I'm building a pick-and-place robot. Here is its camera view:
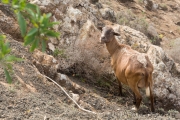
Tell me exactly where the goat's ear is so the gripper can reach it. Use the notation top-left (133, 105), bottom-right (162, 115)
top-left (98, 26), bottom-right (103, 31)
top-left (113, 32), bottom-right (120, 36)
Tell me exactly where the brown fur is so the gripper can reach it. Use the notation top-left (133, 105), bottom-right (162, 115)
top-left (100, 26), bottom-right (155, 112)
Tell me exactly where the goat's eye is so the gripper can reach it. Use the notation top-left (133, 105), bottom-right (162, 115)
top-left (110, 31), bottom-right (114, 34)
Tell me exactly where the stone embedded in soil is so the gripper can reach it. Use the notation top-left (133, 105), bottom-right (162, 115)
top-left (175, 113), bottom-right (180, 119)
top-left (71, 93), bottom-right (80, 102)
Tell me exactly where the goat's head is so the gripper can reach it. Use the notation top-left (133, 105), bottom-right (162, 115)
top-left (99, 26), bottom-right (120, 44)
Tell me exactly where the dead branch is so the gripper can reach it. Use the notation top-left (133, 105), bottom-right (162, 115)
top-left (44, 75), bottom-right (97, 114)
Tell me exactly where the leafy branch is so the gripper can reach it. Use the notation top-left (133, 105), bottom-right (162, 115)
top-left (0, 35), bottom-right (23, 83)
top-left (1, 0), bottom-right (60, 52)
top-left (0, 0), bottom-right (60, 83)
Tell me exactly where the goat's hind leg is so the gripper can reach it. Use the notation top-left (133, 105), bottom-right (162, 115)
top-left (149, 84), bottom-right (155, 112)
top-left (128, 81), bottom-right (142, 110)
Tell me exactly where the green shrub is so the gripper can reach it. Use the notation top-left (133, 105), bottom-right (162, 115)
top-left (0, 0), bottom-right (60, 83)
top-left (1, 0), bottom-right (60, 52)
top-left (53, 49), bottom-right (67, 58)
top-left (0, 35), bottom-right (22, 83)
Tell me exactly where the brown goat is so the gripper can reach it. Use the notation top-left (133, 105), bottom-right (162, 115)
top-left (100, 26), bottom-right (155, 112)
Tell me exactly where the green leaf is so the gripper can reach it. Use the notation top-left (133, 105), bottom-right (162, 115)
top-left (6, 63), bottom-right (13, 70)
top-left (30, 38), bottom-right (39, 52)
top-left (4, 55), bottom-right (23, 62)
top-left (36, 5), bottom-right (41, 17)
top-left (0, 35), bottom-right (6, 40)
top-left (1, 0), bottom-right (9, 4)
top-left (24, 34), bottom-right (36, 46)
top-left (4, 69), bottom-right (12, 84)
top-left (41, 16), bottom-right (50, 28)
top-left (19, 1), bottom-right (26, 11)
top-left (17, 12), bottom-right (27, 37)
top-left (41, 39), bottom-right (46, 52)
top-left (26, 3), bottom-right (37, 10)
top-left (12, 0), bottom-right (19, 5)
top-left (42, 21), bottom-right (60, 28)
top-left (1, 42), bottom-right (10, 55)
top-left (25, 8), bottom-right (36, 20)
top-left (26, 27), bottom-right (38, 37)
top-left (45, 30), bottom-right (60, 37)
top-left (46, 13), bottom-right (52, 18)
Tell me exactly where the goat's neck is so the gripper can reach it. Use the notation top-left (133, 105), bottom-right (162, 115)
top-left (106, 37), bottom-right (120, 56)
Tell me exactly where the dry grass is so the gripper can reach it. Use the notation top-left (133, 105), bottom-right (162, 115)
top-left (165, 38), bottom-right (180, 63)
top-left (116, 10), bottom-right (148, 35)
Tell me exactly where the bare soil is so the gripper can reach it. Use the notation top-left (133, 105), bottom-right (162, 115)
top-left (1, 0), bottom-right (180, 119)
top-left (0, 38), bottom-right (179, 119)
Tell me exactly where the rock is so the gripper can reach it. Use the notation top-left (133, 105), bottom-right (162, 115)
top-left (73, 20), bottom-right (111, 76)
top-left (144, 0), bottom-right (153, 10)
top-left (55, 73), bottom-right (85, 94)
top-left (60, 73), bottom-right (68, 81)
top-left (0, 7), bottom-right (21, 40)
top-left (159, 4), bottom-right (168, 11)
top-left (50, 38), bottom-right (59, 45)
top-left (176, 21), bottom-right (180, 26)
top-left (100, 7), bottom-right (116, 22)
top-left (62, 6), bottom-right (82, 34)
top-left (48, 43), bottom-right (55, 52)
top-left (117, 0), bottom-right (134, 3)
top-left (71, 93), bottom-right (80, 102)
top-left (168, 94), bottom-right (176, 100)
top-left (167, 1), bottom-right (179, 10)
top-left (32, 50), bottom-right (58, 79)
top-left (144, 0), bottom-right (158, 11)
top-left (89, 0), bottom-right (99, 4)
top-left (175, 113), bottom-right (180, 119)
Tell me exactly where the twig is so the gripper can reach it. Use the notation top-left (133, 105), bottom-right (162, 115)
top-left (44, 75), bottom-right (97, 114)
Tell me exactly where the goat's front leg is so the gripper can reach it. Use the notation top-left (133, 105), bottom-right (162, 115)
top-left (133, 92), bottom-right (136, 104)
top-left (118, 80), bottom-right (123, 96)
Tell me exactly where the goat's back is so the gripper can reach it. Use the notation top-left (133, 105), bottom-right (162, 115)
top-left (111, 45), bottom-right (153, 87)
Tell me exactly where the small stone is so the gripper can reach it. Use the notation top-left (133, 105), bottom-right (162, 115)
top-left (48, 43), bottom-right (55, 52)
top-left (71, 93), bottom-right (80, 102)
top-left (60, 74), bottom-right (68, 81)
top-left (175, 113), bottom-right (180, 119)
top-left (89, 0), bottom-right (99, 4)
top-left (7, 105), bottom-right (13, 109)
top-left (131, 106), bottom-right (137, 111)
top-left (50, 38), bottom-right (59, 45)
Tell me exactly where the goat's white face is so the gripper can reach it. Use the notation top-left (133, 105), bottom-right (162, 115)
top-left (100, 26), bottom-right (120, 44)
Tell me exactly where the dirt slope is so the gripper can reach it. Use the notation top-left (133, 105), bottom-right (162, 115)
top-left (1, 0), bottom-right (180, 119)
top-left (0, 36), bottom-right (179, 120)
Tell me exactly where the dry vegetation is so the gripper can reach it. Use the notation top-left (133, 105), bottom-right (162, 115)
top-left (116, 10), bottom-right (149, 36)
top-left (164, 38), bottom-right (180, 63)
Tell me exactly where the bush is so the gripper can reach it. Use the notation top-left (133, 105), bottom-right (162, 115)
top-left (166, 38), bottom-right (180, 63)
top-left (0, 35), bottom-right (22, 83)
top-left (0, 0), bottom-right (60, 83)
top-left (1, 0), bottom-right (60, 52)
top-left (117, 10), bottom-right (148, 35)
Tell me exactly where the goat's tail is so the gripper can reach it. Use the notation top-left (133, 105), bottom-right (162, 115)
top-left (145, 73), bottom-right (153, 97)
top-left (146, 86), bottom-right (150, 97)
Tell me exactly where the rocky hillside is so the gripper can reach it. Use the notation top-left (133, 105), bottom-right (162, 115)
top-left (0, 0), bottom-right (180, 119)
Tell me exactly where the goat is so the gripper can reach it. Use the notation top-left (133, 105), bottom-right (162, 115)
top-left (99, 26), bottom-right (155, 112)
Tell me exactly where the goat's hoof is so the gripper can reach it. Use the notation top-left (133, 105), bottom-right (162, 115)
top-left (151, 108), bottom-right (155, 113)
top-left (119, 94), bottom-right (123, 97)
top-left (131, 107), bottom-right (137, 111)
